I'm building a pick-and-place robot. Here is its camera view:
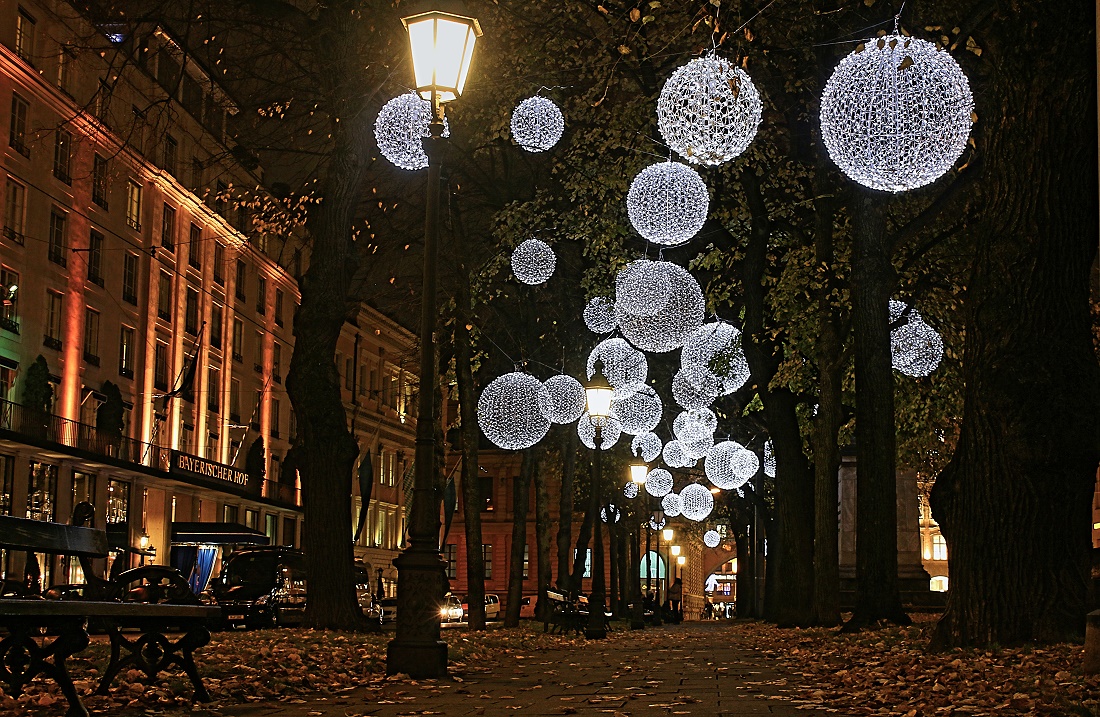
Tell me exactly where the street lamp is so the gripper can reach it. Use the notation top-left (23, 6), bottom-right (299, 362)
top-left (583, 361), bottom-right (613, 640)
top-left (388, 2), bottom-right (481, 680)
top-left (677, 555), bottom-right (686, 580)
top-left (628, 460), bottom-right (648, 631)
top-left (629, 458), bottom-right (649, 486)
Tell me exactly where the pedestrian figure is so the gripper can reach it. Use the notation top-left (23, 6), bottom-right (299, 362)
top-left (668, 577), bottom-right (683, 623)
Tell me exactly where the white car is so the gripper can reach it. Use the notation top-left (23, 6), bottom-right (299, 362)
top-left (484, 594), bottom-right (500, 620)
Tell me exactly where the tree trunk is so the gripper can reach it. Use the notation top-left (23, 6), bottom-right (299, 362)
top-left (734, 524), bottom-right (754, 617)
top-left (847, 192), bottom-right (908, 629)
top-left (569, 457), bottom-right (594, 594)
top-left (556, 422), bottom-right (577, 590)
top-left (930, 3), bottom-right (1100, 647)
top-left (534, 448), bottom-right (553, 621)
top-left (504, 449), bottom-right (532, 627)
top-left (291, 2), bottom-right (369, 631)
top-left (454, 271), bottom-right (485, 630)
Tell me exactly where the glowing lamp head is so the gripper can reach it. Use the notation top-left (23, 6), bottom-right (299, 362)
top-left (401, 7), bottom-right (482, 104)
top-left (138, 533), bottom-right (151, 550)
top-left (662, 528), bottom-right (674, 542)
top-left (629, 459), bottom-right (649, 485)
top-left (677, 555), bottom-right (686, 566)
top-left (584, 361), bottom-right (615, 423)
top-left (671, 545), bottom-right (681, 557)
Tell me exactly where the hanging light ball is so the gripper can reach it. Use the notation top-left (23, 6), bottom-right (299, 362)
top-left (477, 372), bottom-right (551, 450)
top-left (374, 92), bottom-right (451, 171)
top-left (674, 407), bottom-right (717, 439)
top-left (657, 54), bottom-right (763, 167)
top-left (601, 504), bottom-right (621, 523)
top-left (681, 322), bottom-right (751, 395)
top-left (615, 260), bottom-right (673, 317)
top-left (763, 439), bottom-right (777, 478)
top-left (577, 411), bottom-right (623, 450)
top-left (649, 515), bottom-right (667, 531)
top-left (624, 482), bottom-right (640, 499)
top-left (891, 317), bottom-right (944, 377)
top-left (644, 468), bottom-right (674, 498)
top-left (661, 492), bottom-right (683, 518)
top-left (537, 374), bottom-right (587, 424)
top-left (583, 296), bottom-right (617, 334)
top-left (632, 432), bottom-right (663, 463)
top-left (626, 161), bottom-right (710, 246)
top-left (889, 299), bottom-right (921, 325)
top-left (679, 483), bottom-right (714, 522)
top-left (611, 384), bottom-right (663, 436)
top-left (706, 440), bottom-right (759, 490)
top-left (672, 365), bottom-right (720, 410)
top-left (617, 262), bottom-right (705, 353)
top-left (820, 35), bottom-right (974, 193)
top-left (703, 529), bottom-right (722, 548)
top-left (662, 439), bottom-right (695, 468)
top-left (681, 432), bottom-right (715, 461)
top-left (587, 338), bottom-right (648, 390)
top-left (510, 96), bottom-right (565, 152)
top-left (511, 238), bottom-right (556, 285)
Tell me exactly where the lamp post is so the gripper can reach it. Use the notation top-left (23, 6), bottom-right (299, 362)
top-left (583, 362), bottom-right (614, 640)
top-left (662, 527), bottom-right (673, 608)
top-left (388, 4), bottom-right (481, 679)
top-left (629, 460), bottom-right (647, 630)
top-left (650, 512), bottom-right (663, 626)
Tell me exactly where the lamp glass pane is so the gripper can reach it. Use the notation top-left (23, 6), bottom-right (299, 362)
top-left (586, 385), bottom-right (614, 419)
top-left (455, 30), bottom-right (477, 96)
top-left (671, 545), bottom-right (681, 556)
top-left (630, 463), bottom-right (649, 485)
top-left (663, 528), bottom-right (674, 541)
top-left (434, 19), bottom-right (470, 92)
top-left (407, 19), bottom-right (436, 95)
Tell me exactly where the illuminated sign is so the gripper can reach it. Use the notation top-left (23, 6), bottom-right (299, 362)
top-left (170, 451), bottom-right (249, 487)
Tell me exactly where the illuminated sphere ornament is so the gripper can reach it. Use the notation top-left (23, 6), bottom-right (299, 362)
top-left (891, 317), bottom-right (944, 377)
top-left (578, 411), bottom-right (623, 450)
top-left (615, 260), bottom-right (673, 317)
top-left (374, 92), bottom-right (450, 171)
top-left (611, 384), bottom-right (663, 436)
top-left (626, 161), bottom-right (709, 246)
top-left (763, 440), bottom-right (777, 478)
top-left (584, 297), bottom-right (617, 334)
top-left (624, 482), bottom-right (639, 499)
top-left (632, 432), bottom-right (663, 463)
top-left (662, 439), bottom-right (694, 468)
top-left (616, 262), bottom-right (705, 353)
top-left (511, 238), bottom-right (556, 285)
top-left (661, 492), bottom-right (683, 518)
top-left (820, 35), bottom-right (974, 193)
top-left (681, 322), bottom-right (751, 395)
top-left (537, 375), bottom-right (586, 424)
top-left (644, 468), bottom-right (674, 497)
top-left (674, 408), bottom-right (717, 439)
top-left (706, 440), bottom-right (759, 490)
top-left (658, 54), bottom-right (763, 166)
top-left (510, 96), bottom-right (565, 152)
top-left (681, 432), bottom-right (715, 461)
top-left (889, 299), bottom-right (917, 324)
top-left (703, 530), bottom-right (721, 548)
top-left (679, 483), bottom-right (714, 522)
top-left (587, 338), bottom-right (648, 390)
top-left (601, 504), bottom-right (621, 524)
top-left (672, 365), bottom-right (720, 410)
top-left (477, 372), bottom-right (550, 450)
top-left (649, 515), bottom-right (667, 531)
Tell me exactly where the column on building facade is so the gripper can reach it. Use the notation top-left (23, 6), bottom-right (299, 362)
top-left (58, 147), bottom-right (92, 425)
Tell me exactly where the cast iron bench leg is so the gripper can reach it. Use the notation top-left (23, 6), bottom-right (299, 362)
top-left (0, 620), bottom-right (90, 717)
top-left (97, 623), bottom-right (212, 702)
top-left (177, 625), bottom-right (212, 702)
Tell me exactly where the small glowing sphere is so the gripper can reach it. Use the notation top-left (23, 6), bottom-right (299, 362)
top-left (681, 322), bottom-right (750, 395)
top-left (681, 432), bottom-right (715, 461)
top-left (477, 372), bottom-right (550, 450)
top-left (611, 384), bottom-right (663, 436)
top-left (538, 375), bottom-right (587, 424)
top-left (510, 96), bottom-right (565, 152)
top-left (706, 440), bottom-right (759, 490)
top-left (616, 262), bottom-right (705, 353)
top-left (891, 317), bottom-right (944, 377)
top-left (374, 92), bottom-right (450, 171)
top-left (584, 297), bottom-right (617, 334)
top-left (626, 161), bottom-right (709, 246)
top-left (674, 408), bottom-right (717, 440)
top-left (661, 492), bottom-right (683, 518)
top-left (624, 482), bottom-right (640, 499)
top-left (587, 338), bottom-right (648, 390)
top-left (662, 439), bottom-right (694, 468)
top-left (578, 411), bottom-right (623, 450)
top-left (820, 35), bottom-right (974, 192)
top-left (672, 365), bottom-right (719, 410)
top-left (658, 54), bottom-right (762, 166)
top-left (632, 432), bottom-right (663, 463)
top-left (703, 530), bottom-right (721, 548)
top-left (615, 260), bottom-right (672, 317)
top-left (644, 468), bottom-right (674, 497)
top-left (679, 483), bottom-right (714, 522)
top-left (511, 238), bottom-right (556, 285)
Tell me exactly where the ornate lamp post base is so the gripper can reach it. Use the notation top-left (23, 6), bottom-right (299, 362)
top-left (386, 548), bottom-right (448, 678)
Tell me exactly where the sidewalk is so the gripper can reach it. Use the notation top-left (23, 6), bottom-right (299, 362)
top-left (222, 622), bottom-right (834, 717)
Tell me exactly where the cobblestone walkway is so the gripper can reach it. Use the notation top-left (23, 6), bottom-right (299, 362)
top-left (222, 622), bottom-right (835, 717)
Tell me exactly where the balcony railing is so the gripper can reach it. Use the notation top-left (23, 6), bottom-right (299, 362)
top-left (262, 480), bottom-right (299, 506)
top-left (0, 316), bottom-right (19, 334)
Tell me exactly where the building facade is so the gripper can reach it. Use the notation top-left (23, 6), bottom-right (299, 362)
top-left (0, 0), bottom-right (413, 595)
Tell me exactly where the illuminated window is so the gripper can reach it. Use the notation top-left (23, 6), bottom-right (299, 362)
top-left (15, 10), bottom-right (36, 64)
top-left (930, 575), bottom-right (949, 593)
top-left (4, 178), bottom-right (26, 242)
top-left (932, 534), bottom-right (947, 561)
top-left (125, 181), bottom-right (142, 230)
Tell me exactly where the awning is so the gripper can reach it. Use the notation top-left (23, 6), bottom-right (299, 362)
top-left (170, 522), bottom-right (270, 545)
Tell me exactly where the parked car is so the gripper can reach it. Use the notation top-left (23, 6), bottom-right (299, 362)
top-left (461, 593), bottom-right (501, 620)
top-left (211, 547), bottom-right (374, 629)
top-left (440, 594), bottom-right (464, 623)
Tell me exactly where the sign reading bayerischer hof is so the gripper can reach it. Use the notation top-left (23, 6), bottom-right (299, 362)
top-left (170, 450), bottom-right (249, 487)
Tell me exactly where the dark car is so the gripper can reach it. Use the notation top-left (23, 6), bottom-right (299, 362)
top-left (212, 547), bottom-right (374, 628)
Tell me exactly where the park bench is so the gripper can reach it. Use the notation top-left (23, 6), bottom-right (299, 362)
top-left (0, 502), bottom-right (220, 717)
top-left (544, 589), bottom-right (584, 634)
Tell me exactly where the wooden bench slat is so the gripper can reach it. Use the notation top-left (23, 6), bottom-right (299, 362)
top-left (0, 600), bottom-right (218, 619)
top-left (0, 515), bottom-right (108, 557)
